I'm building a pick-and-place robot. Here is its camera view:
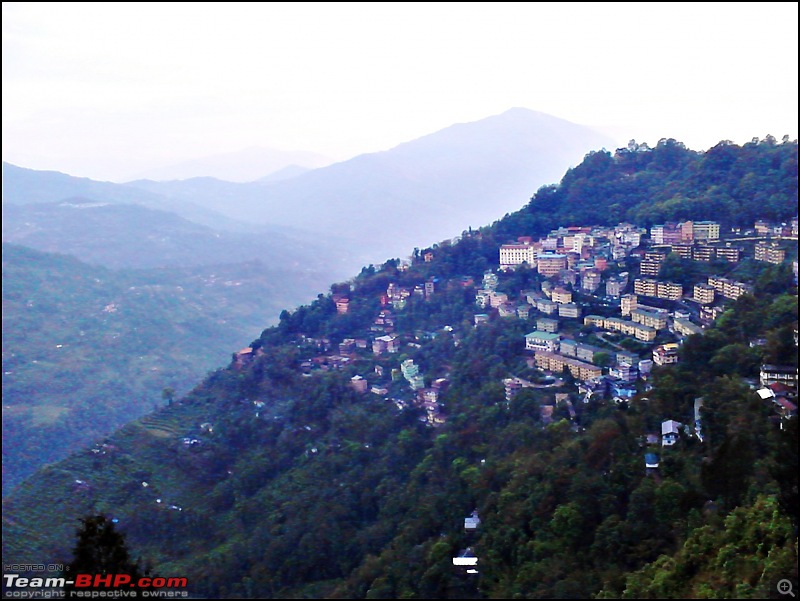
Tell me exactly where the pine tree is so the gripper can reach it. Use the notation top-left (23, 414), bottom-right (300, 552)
top-left (63, 515), bottom-right (147, 592)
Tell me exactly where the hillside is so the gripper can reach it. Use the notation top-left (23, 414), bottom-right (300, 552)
top-left (1, 199), bottom-right (353, 272)
top-left (2, 138), bottom-right (797, 598)
top-left (1, 244), bottom-right (332, 491)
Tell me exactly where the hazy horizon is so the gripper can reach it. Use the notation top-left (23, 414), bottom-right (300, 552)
top-left (3, 2), bottom-right (798, 182)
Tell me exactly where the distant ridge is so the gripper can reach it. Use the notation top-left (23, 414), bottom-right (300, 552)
top-left (128, 146), bottom-right (334, 183)
top-left (127, 108), bottom-right (616, 263)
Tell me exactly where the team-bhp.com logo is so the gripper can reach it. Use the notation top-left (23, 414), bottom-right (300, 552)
top-left (4, 573), bottom-right (189, 598)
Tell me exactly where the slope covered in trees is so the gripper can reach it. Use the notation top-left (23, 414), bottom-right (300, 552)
top-left (2, 137), bottom-right (797, 598)
top-left (1, 244), bottom-right (328, 491)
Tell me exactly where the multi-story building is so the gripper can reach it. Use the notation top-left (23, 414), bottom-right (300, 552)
top-left (714, 244), bottom-right (742, 263)
top-left (603, 317), bottom-right (657, 342)
top-left (537, 317), bottom-right (559, 333)
top-left (760, 364), bottom-right (798, 389)
top-left (631, 308), bottom-right (668, 330)
top-left (693, 221), bottom-right (720, 241)
top-left (552, 287), bottom-right (573, 304)
top-left (583, 315), bottom-right (606, 328)
top-left (606, 276), bottom-right (624, 298)
top-left (537, 253), bottom-right (568, 277)
top-left (708, 277), bottom-right (752, 300)
top-left (691, 245), bottom-right (715, 262)
top-left (581, 269), bottom-right (602, 292)
top-left (656, 281), bottom-right (683, 300)
top-left (680, 221), bottom-right (694, 242)
top-left (558, 303), bottom-right (581, 319)
top-left (674, 318), bottom-right (703, 337)
top-left (634, 278), bottom-right (658, 297)
top-left (650, 223), bottom-right (682, 245)
top-left (534, 351), bottom-right (603, 381)
top-left (620, 293), bottom-right (638, 317)
top-left (525, 331), bottom-right (561, 352)
top-left (640, 253), bottom-right (666, 276)
top-left (671, 243), bottom-right (693, 260)
top-left (693, 283), bottom-right (715, 305)
top-left (754, 220), bottom-right (771, 237)
top-left (499, 243), bottom-right (538, 270)
top-left (653, 343), bottom-right (680, 366)
top-left (536, 297), bottom-right (558, 315)
top-left (755, 241), bottom-right (786, 264)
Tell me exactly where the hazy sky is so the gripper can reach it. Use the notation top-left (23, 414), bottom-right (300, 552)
top-left (3, 2), bottom-right (798, 182)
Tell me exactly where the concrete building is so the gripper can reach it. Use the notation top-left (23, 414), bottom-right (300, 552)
top-left (525, 331), bottom-right (561, 352)
top-left (537, 253), bottom-right (568, 277)
top-left (499, 243), bottom-right (538, 271)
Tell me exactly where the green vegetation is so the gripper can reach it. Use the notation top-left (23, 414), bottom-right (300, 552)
top-left (2, 138), bottom-right (797, 598)
top-left (2, 244), bottom-right (326, 491)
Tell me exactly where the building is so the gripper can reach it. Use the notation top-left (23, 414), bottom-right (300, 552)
top-left (692, 221), bottom-right (720, 241)
top-left (662, 420), bottom-right (683, 446)
top-left (499, 242), bottom-right (538, 270)
top-left (653, 343), bottom-right (680, 366)
top-left (755, 241), bottom-right (786, 264)
top-left (620, 294), bottom-right (638, 317)
top-left (693, 283), bottom-right (715, 305)
top-left (534, 351), bottom-right (603, 381)
top-left (650, 223), bottom-right (682, 245)
top-left (658, 281), bottom-right (683, 300)
top-left (558, 303), bottom-right (581, 319)
top-left (537, 253), bottom-right (568, 277)
top-left (603, 317), bottom-right (657, 342)
top-left (537, 317), bottom-right (559, 333)
top-left (581, 269), bottom-right (602, 292)
top-left (536, 298), bottom-right (558, 315)
top-left (674, 317), bottom-right (703, 337)
top-left (759, 364), bottom-right (798, 389)
top-left (707, 276), bottom-right (752, 300)
top-left (584, 315), bottom-right (606, 328)
top-left (609, 362), bottom-right (638, 382)
top-left (350, 375), bottom-right (368, 394)
top-left (335, 297), bottom-right (350, 314)
top-left (552, 287), bottom-right (573, 304)
top-left (755, 220), bottom-right (771, 236)
top-left (525, 331), bottom-right (561, 353)
top-left (372, 334), bottom-right (399, 355)
top-left (634, 278), bottom-right (658, 297)
top-left (631, 308), bottom-right (668, 330)
top-left (605, 276), bottom-right (624, 298)
top-left (482, 271), bottom-right (499, 291)
top-left (692, 244), bottom-right (715, 262)
top-left (714, 244), bottom-right (742, 263)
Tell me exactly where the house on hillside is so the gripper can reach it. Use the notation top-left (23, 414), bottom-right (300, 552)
top-left (661, 420), bottom-right (682, 446)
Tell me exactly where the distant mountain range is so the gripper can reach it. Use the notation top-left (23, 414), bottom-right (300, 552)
top-left (128, 146), bottom-right (334, 183)
top-left (3, 107), bottom-right (614, 272)
top-left (1, 199), bottom-right (353, 273)
top-left (125, 108), bottom-right (616, 263)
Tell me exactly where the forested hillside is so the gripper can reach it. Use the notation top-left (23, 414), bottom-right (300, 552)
top-left (1, 245), bottom-right (328, 491)
top-left (2, 137), bottom-right (797, 598)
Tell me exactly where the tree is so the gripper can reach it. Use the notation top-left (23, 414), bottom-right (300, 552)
top-left (161, 387), bottom-right (175, 405)
top-left (64, 515), bottom-right (148, 592)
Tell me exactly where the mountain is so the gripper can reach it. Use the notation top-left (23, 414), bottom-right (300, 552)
top-left (128, 146), bottom-right (334, 183)
top-left (1, 162), bottom-right (245, 232)
top-left (0, 243), bottom-right (335, 492)
top-left (1, 199), bottom-right (353, 273)
top-left (3, 138), bottom-right (796, 598)
top-left (126, 108), bottom-right (617, 263)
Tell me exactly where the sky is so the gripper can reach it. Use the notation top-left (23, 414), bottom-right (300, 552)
top-left (2, 2), bottom-right (798, 182)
